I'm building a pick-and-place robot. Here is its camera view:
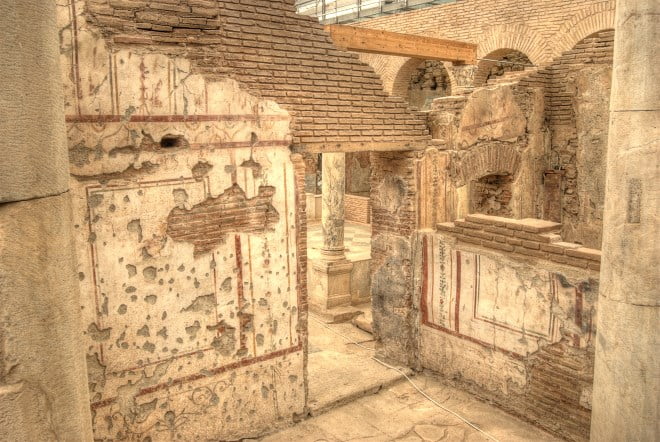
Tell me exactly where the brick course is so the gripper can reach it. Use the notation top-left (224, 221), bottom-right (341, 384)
top-left (437, 213), bottom-right (601, 270)
top-left (345, 194), bottom-right (371, 224)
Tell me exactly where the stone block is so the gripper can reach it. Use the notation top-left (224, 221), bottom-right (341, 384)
top-left (482, 240), bottom-right (514, 252)
top-left (518, 218), bottom-right (562, 233)
top-left (566, 247), bottom-right (602, 262)
top-left (455, 234), bottom-right (482, 246)
top-left (465, 213), bottom-right (509, 227)
top-left (310, 259), bottom-right (354, 310)
top-left (436, 222), bottom-right (461, 234)
top-left (0, 194), bottom-right (93, 440)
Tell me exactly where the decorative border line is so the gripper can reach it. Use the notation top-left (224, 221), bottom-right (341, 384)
top-left (66, 114), bottom-right (290, 123)
top-left (90, 343), bottom-right (302, 411)
top-left (420, 234), bottom-right (563, 361)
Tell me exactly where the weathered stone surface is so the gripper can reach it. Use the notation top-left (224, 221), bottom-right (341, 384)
top-left (456, 85), bottom-right (527, 148)
top-left (56, 3), bottom-right (307, 438)
top-left (0, 194), bottom-right (93, 440)
top-left (0, 0), bottom-right (70, 203)
top-left (591, 0), bottom-right (659, 439)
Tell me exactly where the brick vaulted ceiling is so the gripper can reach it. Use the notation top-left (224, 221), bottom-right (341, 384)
top-left (85, 0), bottom-right (431, 152)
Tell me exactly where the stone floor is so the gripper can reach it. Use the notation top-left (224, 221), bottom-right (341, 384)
top-left (259, 317), bottom-right (561, 442)
top-left (262, 372), bottom-right (561, 441)
top-left (306, 314), bottom-right (409, 414)
top-left (307, 221), bottom-right (372, 261)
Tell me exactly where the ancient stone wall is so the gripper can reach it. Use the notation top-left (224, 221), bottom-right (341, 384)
top-left (82, 0), bottom-right (430, 152)
top-left (422, 81), bottom-right (546, 226)
top-left (369, 151), bottom-right (420, 364)
top-left (58, 2), bottom-right (309, 439)
top-left (418, 215), bottom-right (600, 441)
top-left (345, 152), bottom-right (371, 196)
top-left (527, 30), bottom-right (614, 247)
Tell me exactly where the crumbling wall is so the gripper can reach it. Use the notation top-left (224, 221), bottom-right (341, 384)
top-left (369, 151), bottom-right (419, 365)
top-left (422, 214), bottom-right (600, 441)
top-left (408, 61), bottom-right (451, 110)
top-left (81, 0), bottom-right (430, 152)
top-left (423, 81), bottom-right (547, 226)
top-left (58, 2), bottom-right (307, 439)
top-left (539, 30), bottom-right (614, 247)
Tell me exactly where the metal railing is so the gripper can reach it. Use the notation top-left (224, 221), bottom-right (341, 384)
top-left (295, 0), bottom-right (456, 24)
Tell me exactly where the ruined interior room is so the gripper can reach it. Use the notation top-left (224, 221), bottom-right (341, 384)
top-left (0, 0), bottom-right (657, 441)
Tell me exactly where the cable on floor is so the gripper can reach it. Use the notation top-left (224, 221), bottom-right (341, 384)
top-left (310, 315), bottom-right (501, 442)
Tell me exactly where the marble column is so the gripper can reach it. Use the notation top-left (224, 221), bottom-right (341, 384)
top-left (321, 153), bottom-right (348, 259)
top-left (310, 153), bottom-right (353, 310)
top-left (590, 0), bottom-right (659, 440)
top-left (0, 0), bottom-right (94, 439)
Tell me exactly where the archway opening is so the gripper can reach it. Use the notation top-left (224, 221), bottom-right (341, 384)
top-left (407, 60), bottom-right (452, 110)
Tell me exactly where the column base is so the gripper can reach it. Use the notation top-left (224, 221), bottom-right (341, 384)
top-left (309, 257), bottom-right (353, 310)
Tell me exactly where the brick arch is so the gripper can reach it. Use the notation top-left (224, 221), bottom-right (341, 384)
top-left (555, 3), bottom-right (615, 56)
top-left (472, 48), bottom-right (533, 88)
top-left (455, 145), bottom-right (521, 187)
top-left (477, 24), bottom-right (550, 66)
top-left (391, 58), bottom-right (457, 100)
top-left (357, 53), bottom-right (402, 94)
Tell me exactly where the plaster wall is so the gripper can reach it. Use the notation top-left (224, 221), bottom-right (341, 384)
top-left (58, 2), bottom-right (306, 439)
top-left (417, 229), bottom-right (599, 441)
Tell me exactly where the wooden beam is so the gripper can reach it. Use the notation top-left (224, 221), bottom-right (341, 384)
top-left (325, 25), bottom-right (477, 65)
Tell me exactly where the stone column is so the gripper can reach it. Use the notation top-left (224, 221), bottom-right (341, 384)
top-left (590, 0), bottom-right (659, 440)
top-left (310, 153), bottom-right (353, 311)
top-left (0, 1), bottom-right (94, 440)
top-left (321, 153), bottom-right (348, 259)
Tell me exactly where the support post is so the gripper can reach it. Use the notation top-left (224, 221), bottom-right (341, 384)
top-left (590, 0), bottom-right (659, 440)
top-left (0, 1), bottom-right (93, 439)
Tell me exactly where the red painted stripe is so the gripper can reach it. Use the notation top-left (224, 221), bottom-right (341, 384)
top-left (420, 235), bottom-right (429, 324)
top-left (421, 320), bottom-right (524, 361)
top-left (90, 344), bottom-right (303, 411)
top-left (235, 235), bottom-right (247, 351)
top-left (455, 251), bottom-right (461, 333)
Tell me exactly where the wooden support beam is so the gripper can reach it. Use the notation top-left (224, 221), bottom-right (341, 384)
top-left (325, 24), bottom-right (477, 65)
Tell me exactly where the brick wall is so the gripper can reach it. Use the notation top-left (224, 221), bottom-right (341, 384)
top-left (166, 184), bottom-right (280, 256)
top-left (369, 150), bottom-right (421, 364)
top-left (355, 0), bottom-right (614, 104)
top-left (344, 194), bottom-right (371, 224)
top-left (357, 0), bottom-right (615, 63)
top-left (520, 30), bottom-right (614, 246)
top-left (84, 0), bottom-right (431, 152)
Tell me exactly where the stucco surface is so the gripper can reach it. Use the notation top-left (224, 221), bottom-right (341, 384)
top-left (0, 1), bottom-right (70, 203)
top-left (0, 194), bottom-right (93, 440)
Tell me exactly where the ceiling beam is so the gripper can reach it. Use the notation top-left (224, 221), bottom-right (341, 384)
top-left (325, 25), bottom-right (477, 65)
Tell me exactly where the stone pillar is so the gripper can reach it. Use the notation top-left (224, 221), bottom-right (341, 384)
top-left (590, 1), bottom-right (659, 440)
top-left (0, 1), bottom-right (94, 440)
top-left (310, 153), bottom-right (353, 310)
